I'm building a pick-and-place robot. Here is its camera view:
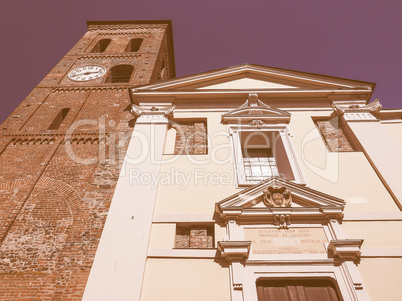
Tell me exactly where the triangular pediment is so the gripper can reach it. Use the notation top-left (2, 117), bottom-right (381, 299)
top-left (132, 64), bottom-right (375, 93)
top-left (197, 77), bottom-right (298, 90)
top-left (216, 177), bottom-right (345, 222)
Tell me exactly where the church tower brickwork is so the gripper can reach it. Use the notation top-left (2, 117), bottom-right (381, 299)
top-left (0, 20), bottom-right (175, 299)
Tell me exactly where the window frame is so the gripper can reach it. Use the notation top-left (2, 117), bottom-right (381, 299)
top-left (242, 147), bottom-right (279, 181)
top-left (229, 125), bottom-right (306, 187)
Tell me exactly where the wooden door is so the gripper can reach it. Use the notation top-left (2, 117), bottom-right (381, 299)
top-left (256, 279), bottom-right (341, 301)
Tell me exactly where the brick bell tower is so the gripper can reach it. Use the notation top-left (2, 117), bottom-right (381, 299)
top-left (0, 21), bottom-right (175, 299)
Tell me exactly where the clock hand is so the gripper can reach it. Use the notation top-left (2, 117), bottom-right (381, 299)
top-left (78, 71), bottom-right (100, 75)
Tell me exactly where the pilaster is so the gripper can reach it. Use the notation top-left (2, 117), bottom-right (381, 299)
top-left (83, 105), bottom-right (174, 301)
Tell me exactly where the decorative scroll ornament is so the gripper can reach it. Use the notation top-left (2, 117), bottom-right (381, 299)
top-left (275, 214), bottom-right (291, 229)
top-left (333, 99), bottom-right (382, 115)
top-left (263, 185), bottom-right (292, 207)
top-left (130, 104), bottom-right (144, 118)
top-left (249, 119), bottom-right (264, 128)
top-left (238, 93), bottom-right (271, 114)
top-left (129, 104), bottom-right (175, 118)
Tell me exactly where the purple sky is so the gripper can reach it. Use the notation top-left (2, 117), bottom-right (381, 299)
top-left (1, 0), bottom-right (401, 124)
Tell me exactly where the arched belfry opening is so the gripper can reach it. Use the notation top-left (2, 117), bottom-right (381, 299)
top-left (48, 108), bottom-right (70, 130)
top-left (125, 38), bottom-right (143, 52)
top-left (91, 39), bottom-right (111, 53)
top-left (105, 65), bottom-right (134, 83)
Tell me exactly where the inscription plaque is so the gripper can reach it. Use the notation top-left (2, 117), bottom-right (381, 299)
top-left (244, 228), bottom-right (328, 254)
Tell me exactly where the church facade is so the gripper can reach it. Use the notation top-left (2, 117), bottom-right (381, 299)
top-left (1, 20), bottom-right (402, 301)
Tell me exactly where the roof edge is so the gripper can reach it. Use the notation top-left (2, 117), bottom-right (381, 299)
top-left (131, 63), bottom-right (376, 93)
top-left (86, 20), bottom-right (172, 26)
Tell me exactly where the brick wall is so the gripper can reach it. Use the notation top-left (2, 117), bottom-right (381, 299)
top-left (175, 225), bottom-right (214, 248)
top-left (0, 21), bottom-right (174, 300)
top-left (172, 120), bottom-right (207, 155)
top-left (316, 119), bottom-right (354, 152)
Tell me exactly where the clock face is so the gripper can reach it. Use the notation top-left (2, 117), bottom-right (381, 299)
top-left (68, 65), bottom-right (106, 81)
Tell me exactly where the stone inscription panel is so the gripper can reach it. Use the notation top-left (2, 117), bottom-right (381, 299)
top-left (244, 228), bottom-right (328, 254)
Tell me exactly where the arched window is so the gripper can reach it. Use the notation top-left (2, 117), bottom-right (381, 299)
top-left (105, 65), bottom-right (134, 83)
top-left (48, 108), bottom-right (70, 130)
top-left (91, 39), bottom-right (111, 53)
top-left (125, 38), bottom-right (143, 52)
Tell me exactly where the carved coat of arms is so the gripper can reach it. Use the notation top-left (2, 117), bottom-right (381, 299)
top-left (263, 185), bottom-right (292, 207)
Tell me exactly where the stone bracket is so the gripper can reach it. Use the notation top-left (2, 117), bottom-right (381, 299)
top-left (328, 239), bottom-right (363, 263)
top-left (217, 241), bottom-right (251, 262)
top-left (321, 207), bottom-right (344, 222)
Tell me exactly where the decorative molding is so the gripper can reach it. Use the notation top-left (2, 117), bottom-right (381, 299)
top-left (78, 54), bottom-right (141, 60)
top-left (216, 177), bottom-right (344, 223)
top-left (10, 137), bottom-right (57, 146)
top-left (1, 133), bottom-right (113, 146)
top-left (92, 31), bottom-right (154, 36)
top-left (333, 99), bottom-right (382, 114)
top-left (274, 214), bottom-right (291, 229)
top-left (63, 136), bottom-right (106, 145)
top-left (263, 185), bottom-right (292, 207)
top-left (239, 93), bottom-right (272, 110)
top-left (343, 212), bottom-right (402, 221)
top-left (87, 24), bottom-right (167, 31)
top-left (3, 132), bottom-right (109, 138)
top-left (222, 93), bottom-right (291, 125)
top-left (246, 259), bottom-right (336, 264)
top-left (333, 99), bottom-right (382, 121)
top-left (147, 249), bottom-right (217, 258)
top-left (361, 247), bottom-right (402, 257)
top-left (249, 119), bottom-right (264, 128)
top-left (50, 86), bottom-right (130, 93)
top-left (217, 241), bottom-right (251, 262)
top-left (129, 104), bottom-right (175, 119)
top-left (152, 214), bottom-right (215, 223)
top-left (327, 239), bottom-right (363, 263)
top-left (233, 283), bottom-right (243, 290)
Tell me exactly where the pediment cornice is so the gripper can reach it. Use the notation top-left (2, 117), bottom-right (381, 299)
top-left (216, 177), bottom-right (345, 223)
top-left (221, 93), bottom-right (291, 125)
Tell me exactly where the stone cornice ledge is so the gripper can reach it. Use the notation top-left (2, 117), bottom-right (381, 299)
top-left (327, 239), bottom-right (363, 263)
top-left (147, 249), bottom-right (217, 258)
top-left (218, 241), bottom-right (251, 262)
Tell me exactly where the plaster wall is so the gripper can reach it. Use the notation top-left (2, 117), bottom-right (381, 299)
top-left (347, 120), bottom-right (402, 208)
top-left (288, 111), bottom-right (399, 212)
top-left (155, 110), bottom-right (399, 214)
top-left (154, 111), bottom-right (239, 215)
top-left (358, 258), bottom-right (402, 301)
top-left (140, 259), bottom-right (231, 301)
top-left (381, 122), bottom-right (402, 150)
top-left (342, 221), bottom-right (402, 247)
top-left (148, 223), bottom-right (176, 249)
